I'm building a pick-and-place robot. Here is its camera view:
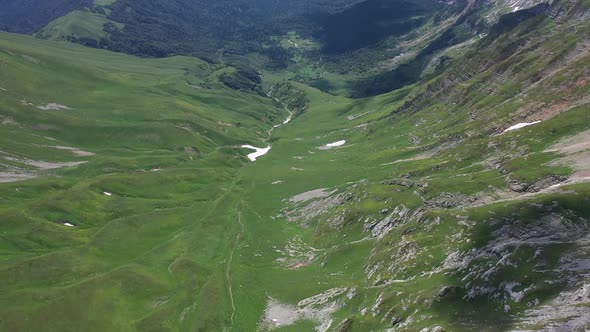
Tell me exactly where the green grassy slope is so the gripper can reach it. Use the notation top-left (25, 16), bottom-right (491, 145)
top-left (37, 9), bottom-right (124, 43)
top-left (0, 32), bottom-right (285, 331)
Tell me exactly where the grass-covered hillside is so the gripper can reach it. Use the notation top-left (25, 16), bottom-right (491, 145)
top-left (0, 0), bottom-right (589, 331)
top-left (0, 31), bottom-right (285, 330)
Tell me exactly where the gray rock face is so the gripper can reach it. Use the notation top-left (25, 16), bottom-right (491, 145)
top-left (283, 188), bottom-right (348, 226)
top-left (510, 182), bottom-right (529, 192)
top-left (390, 316), bottom-right (402, 326)
top-left (437, 286), bottom-right (457, 298)
top-left (382, 178), bottom-right (415, 188)
top-left (500, 0), bottom-right (550, 10)
top-left (508, 175), bottom-right (566, 193)
top-left (447, 212), bottom-right (589, 309)
top-left (419, 326), bottom-right (446, 332)
top-left (511, 278), bottom-right (590, 331)
top-left (365, 205), bottom-right (424, 239)
top-left (425, 192), bottom-right (476, 208)
top-left (546, 0), bottom-right (590, 22)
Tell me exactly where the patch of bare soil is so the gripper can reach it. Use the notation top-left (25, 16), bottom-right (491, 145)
top-left (0, 116), bottom-right (18, 126)
top-left (571, 169), bottom-right (590, 179)
top-left (283, 188), bottom-right (346, 226)
top-left (4, 157), bottom-right (86, 170)
top-left (380, 151), bottom-right (436, 166)
top-left (288, 188), bottom-right (336, 203)
top-left (547, 129), bottom-right (590, 155)
top-left (50, 146), bottom-right (95, 157)
top-left (546, 129), bottom-right (590, 177)
top-left (0, 155), bottom-right (88, 183)
top-left (258, 288), bottom-right (348, 331)
top-left (37, 103), bottom-right (71, 111)
top-left (21, 54), bottom-right (40, 64)
top-left (0, 171), bottom-right (35, 183)
top-left (31, 124), bottom-right (58, 131)
top-left (346, 111), bottom-right (370, 121)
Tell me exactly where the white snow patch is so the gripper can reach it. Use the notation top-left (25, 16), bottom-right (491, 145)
top-left (63, 222), bottom-right (75, 227)
top-left (326, 140), bottom-right (345, 147)
top-left (504, 121), bottom-right (541, 132)
top-left (319, 140), bottom-right (346, 150)
top-left (241, 145), bottom-right (271, 161)
top-left (272, 180), bottom-right (284, 185)
top-left (103, 192), bottom-right (112, 196)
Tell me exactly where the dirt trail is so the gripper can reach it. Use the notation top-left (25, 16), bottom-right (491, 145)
top-left (225, 93), bottom-right (296, 328)
top-left (226, 202), bottom-right (245, 329)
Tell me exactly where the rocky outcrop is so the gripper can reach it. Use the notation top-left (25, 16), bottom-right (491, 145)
top-left (425, 192), bottom-right (476, 208)
top-left (365, 205), bottom-right (424, 239)
top-left (446, 212), bottom-right (589, 307)
top-left (282, 188), bottom-right (349, 227)
top-left (508, 175), bottom-right (567, 193)
top-left (546, 0), bottom-right (590, 22)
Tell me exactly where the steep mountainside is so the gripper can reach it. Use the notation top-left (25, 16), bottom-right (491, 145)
top-left (0, 0), bottom-right (589, 331)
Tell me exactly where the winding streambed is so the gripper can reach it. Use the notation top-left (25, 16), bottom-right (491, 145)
top-left (241, 103), bottom-right (294, 162)
top-left (273, 108), bottom-right (294, 128)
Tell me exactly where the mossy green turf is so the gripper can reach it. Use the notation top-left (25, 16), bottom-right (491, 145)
top-left (0, 10), bottom-right (589, 332)
top-left (37, 9), bottom-right (124, 42)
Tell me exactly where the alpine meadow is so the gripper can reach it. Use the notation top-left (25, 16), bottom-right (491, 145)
top-left (0, 0), bottom-right (590, 331)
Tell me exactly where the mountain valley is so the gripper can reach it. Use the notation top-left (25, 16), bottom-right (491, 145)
top-left (0, 0), bottom-right (589, 331)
